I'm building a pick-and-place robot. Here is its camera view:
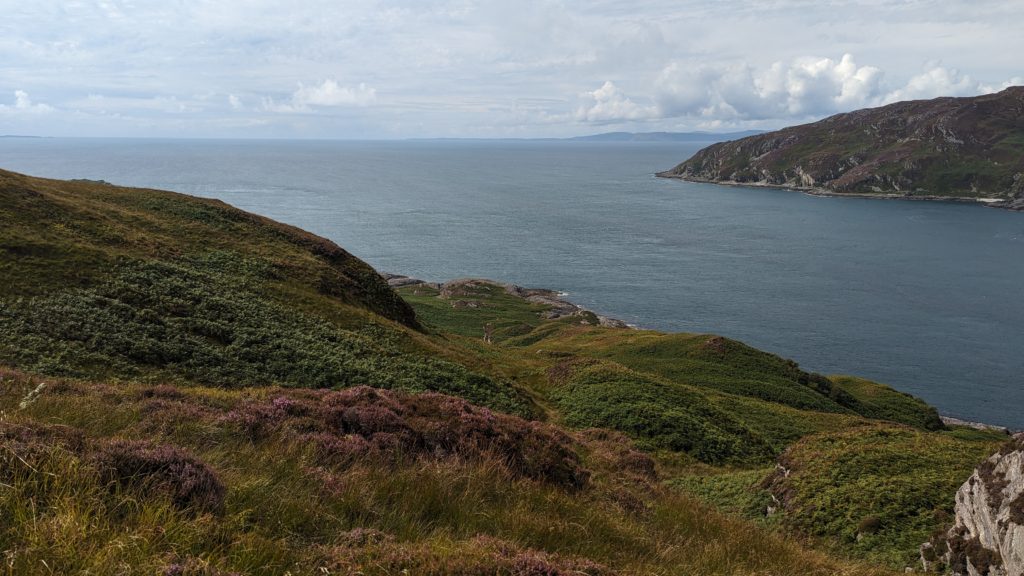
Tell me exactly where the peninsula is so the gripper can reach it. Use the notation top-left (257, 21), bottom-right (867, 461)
top-left (658, 87), bottom-right (1024, 209)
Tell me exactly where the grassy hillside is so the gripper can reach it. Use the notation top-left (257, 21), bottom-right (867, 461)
top-left (0, 169), bottom-right (999, 573)
top-left (0, 169), bottom-right (535, 417)
top-left (397, 275), bottom-right (1000, 568)
top-left (764, 425), bottom-right (1006, 566)
top-left (1, 368), bottom-right (901, 576)
top-left (658, 87), bottom-right (1024, 206)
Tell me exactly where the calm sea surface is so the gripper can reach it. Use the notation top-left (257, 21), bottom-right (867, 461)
top-left (2, 138), bottom-right (1022, 428)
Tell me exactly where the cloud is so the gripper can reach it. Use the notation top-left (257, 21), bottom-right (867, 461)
top-left (264, 80), bottom-right (377, 113)
top-left (0, 90), bottom-right (54, 114)
top-left (979, 77), bottom-right (1024, 94)
top-left (575, 81), bottom-right (657, 123)
top-left (882, 66), bottom-right (976, 103)
top-left (655, 54), bottom-right (884, 121)
top-left (1, 2), bottom-right (1022, 137)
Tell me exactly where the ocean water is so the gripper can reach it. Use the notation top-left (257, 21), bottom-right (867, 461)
top-left (2, 137), bottom-right (1023, 428)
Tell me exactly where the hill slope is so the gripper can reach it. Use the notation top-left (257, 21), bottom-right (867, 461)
top-left (0, 169), bottom-right (1004, 574)
top-left (658, 87), bottom-right (1024, 208)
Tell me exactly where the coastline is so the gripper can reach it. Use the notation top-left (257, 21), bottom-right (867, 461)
top-left (940, 415), bottom-right (1012, 434)
top-left (387, 273), bottom-right (1018, 432)
top-left (655, 173), bottom-right (1023, 211)
top-left (384, 274), bottom-right (636, 329)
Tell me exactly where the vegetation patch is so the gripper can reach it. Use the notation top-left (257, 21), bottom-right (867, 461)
top-left (762, 424), bottom-right (1004, 566)
top-left (548, 359), bottom-right (774, 464)
top-left (831, 375), bottom-right (944, 430)
top-left (0, 372), bottom-right (894, 576)
top-left (222, 385), bottom-right (589, 489)
top-left (0, 255), bottom-right (534, 418)
top-left (93, 439), bottom-right (226, 513)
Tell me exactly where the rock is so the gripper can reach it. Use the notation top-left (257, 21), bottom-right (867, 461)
top-left (941, 416), bottom-right (1010, 434)
top-left (597, 315), bottom-right (629, 328)
top-left (385, 274), bottom-right (428, 288)
top-left (434, 278), bottom-right (636, 329)
top-left (924, 434), bottom-right (1024, 575)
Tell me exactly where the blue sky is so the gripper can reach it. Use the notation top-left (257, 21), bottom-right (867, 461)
top-left (1, 0), bottom-right (1021, 138)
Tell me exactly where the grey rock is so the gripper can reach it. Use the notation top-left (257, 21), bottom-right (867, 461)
top-left (925, 434), bottom-right (1024, 575)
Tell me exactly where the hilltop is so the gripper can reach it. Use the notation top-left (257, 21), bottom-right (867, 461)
top-left (658, 87), bottom-right (1024, 209)
top-left (0, 169), bottom-right (1008, 574)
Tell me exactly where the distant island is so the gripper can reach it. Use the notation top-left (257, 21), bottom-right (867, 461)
top-left (411, 130), bottom-right (763, 143)
top-left (658, 87), bottom-right (1024, 210)
top-left (567, 130), bottom-right (763, 142)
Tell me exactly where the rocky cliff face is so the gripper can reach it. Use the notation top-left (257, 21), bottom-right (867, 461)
top-left (658, 87), bottom-right (1024, 207)
top-left (922, 434), bottom-right (1024, 575)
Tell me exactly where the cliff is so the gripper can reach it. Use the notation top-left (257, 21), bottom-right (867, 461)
top-left (923, 434), bottom-right (1024, 575)
top-left (658, 87), bottom-right (1024, 208)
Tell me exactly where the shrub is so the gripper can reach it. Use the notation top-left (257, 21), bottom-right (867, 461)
top-left (221, 386), bottom-right (590, 490)
top-left (93, 439), bottom-right (225, 513)
top-left (320, 534), bottom-right (614, 576)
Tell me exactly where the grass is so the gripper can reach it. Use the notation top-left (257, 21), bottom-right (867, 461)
top-left (0, 370), bottom-right (896, 576)
top-left (0, 169), bottom-right (999, 573)
top-left (764, 424), bottom-right (1005, 567)
top-left (396, 270), bottom-right (994, 569)
top-left (0, 254), bottom-right (533, 417)
top-left (831, 376), bottom-right (943, 431)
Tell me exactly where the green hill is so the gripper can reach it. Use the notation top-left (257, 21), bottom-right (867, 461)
top-left (658, 87), bottom-right (1024, 208)
top-left (0, 169), bottom-right (1003, 574)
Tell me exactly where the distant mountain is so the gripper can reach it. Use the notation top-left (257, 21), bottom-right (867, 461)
top-left (569, 130), bottom-right (763, 142)
top-left (658, 87), bottom-right (1024, 209)
top-left (410, 131), bottom-right (762, 143)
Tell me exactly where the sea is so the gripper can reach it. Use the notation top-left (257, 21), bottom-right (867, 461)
top-left (2, 137), bottom-right (1022, 428)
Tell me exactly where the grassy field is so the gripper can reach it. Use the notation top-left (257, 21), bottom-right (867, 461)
top-left (0, 168), bottom-right (1001, 574)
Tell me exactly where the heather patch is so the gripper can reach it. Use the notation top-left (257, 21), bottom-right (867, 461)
top-left (223, 386), bottom-right (589, 490)
top-left (320, 534), bottom-right (614, 576)
top-left (93, 439), bottom-right (226, 513)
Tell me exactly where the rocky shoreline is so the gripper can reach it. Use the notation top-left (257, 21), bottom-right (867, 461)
top-left (383, 274), bottom-right (634, 329)
top-left (940, 416), bottom-right (1012, 434)
top-left (656, 173), bottom-right (1024, 211)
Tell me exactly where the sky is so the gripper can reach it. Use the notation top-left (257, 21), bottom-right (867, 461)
top-left (1, 0), bottom-right (1022, 139)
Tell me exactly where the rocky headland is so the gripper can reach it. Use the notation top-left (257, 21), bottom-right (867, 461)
top-left (658, 87), bottom-right (1024, 210)
top-left (384, 274), bottom-right (632, 328)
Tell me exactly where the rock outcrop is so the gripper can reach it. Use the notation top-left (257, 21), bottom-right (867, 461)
top-left (923, 434), bottom-right (1024, 575)
top-left (658, 87), bottom-right (1024, 208)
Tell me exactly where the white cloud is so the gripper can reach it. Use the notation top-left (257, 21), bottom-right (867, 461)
top-left (264, 80), bottom-right (377, 113)
top-left (882, 66), bottom-right (976, 103)
top-left (1, 2), bottom-right (1022, 137)
top-left (655, 54), bottom-right (885, 121)
top-left (980, 77), bottom-right (1024, 94)
top-left (575, 81), bottom-right (657, 123)
top-left (0, 90), bottom-right (54, 114)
